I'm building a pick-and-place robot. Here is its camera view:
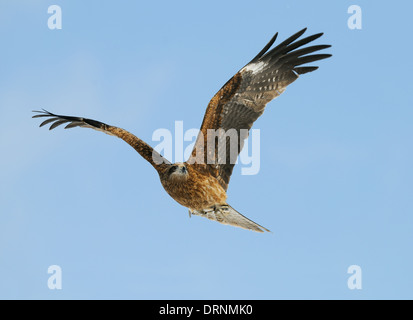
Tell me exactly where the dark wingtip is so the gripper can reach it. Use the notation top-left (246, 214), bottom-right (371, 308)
top-left (268, 32), bottom-right (278, 43)
top-left (307, 33), bottom-right (324, 44)
top-left (32, 110), bottom-right (44, 118)
top-left (32, 109), bottom-right (53, 118)
top-left (294, 27), bottom-right (307, 38)
top-left (293, 66), bottom-right (319, 75)
top-left (296, 27), bottom-right (307, 38)
top-left (249, 32), bottom-right (279, 64)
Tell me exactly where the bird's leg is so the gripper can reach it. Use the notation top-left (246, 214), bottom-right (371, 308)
top-left (219, 205), bottom-right (230, 213)
top-left (189, 208), bottom-right (210, 217)
top-left (211, 204), bottom-right (230, 214)
top-left (199, 206), bottom-right (214, 214)
top-left (189, 206), bottom-right (229, 220)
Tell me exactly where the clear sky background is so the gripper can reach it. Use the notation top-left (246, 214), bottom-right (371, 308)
top-left (0, 1), bottom-right (412, 299)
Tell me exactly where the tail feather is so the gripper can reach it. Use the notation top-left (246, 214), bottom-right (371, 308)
top-left (190, 205), bottom-right (270, 233)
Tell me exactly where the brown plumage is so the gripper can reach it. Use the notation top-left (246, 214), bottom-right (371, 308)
top-left (33, 28), bottom-right (331, 232)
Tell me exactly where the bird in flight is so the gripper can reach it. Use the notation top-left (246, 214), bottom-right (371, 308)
top-left (33, 28), bottom-right (331, 232)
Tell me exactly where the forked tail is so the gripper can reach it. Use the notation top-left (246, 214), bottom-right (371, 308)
top-left (190, 205), bottom-right (270, 233)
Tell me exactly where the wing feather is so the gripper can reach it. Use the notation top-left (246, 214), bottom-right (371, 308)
top-left (32, 110), bottom-right (171, 169)
top-left (188, 29), bottom-right (331, 190)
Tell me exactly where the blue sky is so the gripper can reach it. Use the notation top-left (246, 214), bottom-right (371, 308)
top-left (0, 1), bottom-right (412, 299)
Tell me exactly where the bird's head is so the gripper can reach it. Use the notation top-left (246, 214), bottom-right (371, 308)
top-left (166, 162), bottom-right (189, 182)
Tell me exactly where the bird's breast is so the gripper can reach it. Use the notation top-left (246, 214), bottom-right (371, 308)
top-left (161, 167), bottom-right (227, 211)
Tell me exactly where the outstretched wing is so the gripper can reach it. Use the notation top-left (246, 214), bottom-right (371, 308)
top-left (32, 110), bottom-right (171, 169)
top-left (188, 28), bottom-right (331, 190)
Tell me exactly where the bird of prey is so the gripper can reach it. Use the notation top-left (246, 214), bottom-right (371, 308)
top-left (33, 28), bottom-right (331, 232)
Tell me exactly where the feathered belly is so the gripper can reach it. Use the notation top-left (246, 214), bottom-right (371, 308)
top-left (162, 175), bottom-right (227, 211)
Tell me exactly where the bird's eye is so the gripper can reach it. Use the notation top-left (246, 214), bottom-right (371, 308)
top-left (169, 166), bottom-right (177, 174)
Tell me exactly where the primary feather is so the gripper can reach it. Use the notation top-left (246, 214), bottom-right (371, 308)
top-left (189, 28), bottom-right (331, 191)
